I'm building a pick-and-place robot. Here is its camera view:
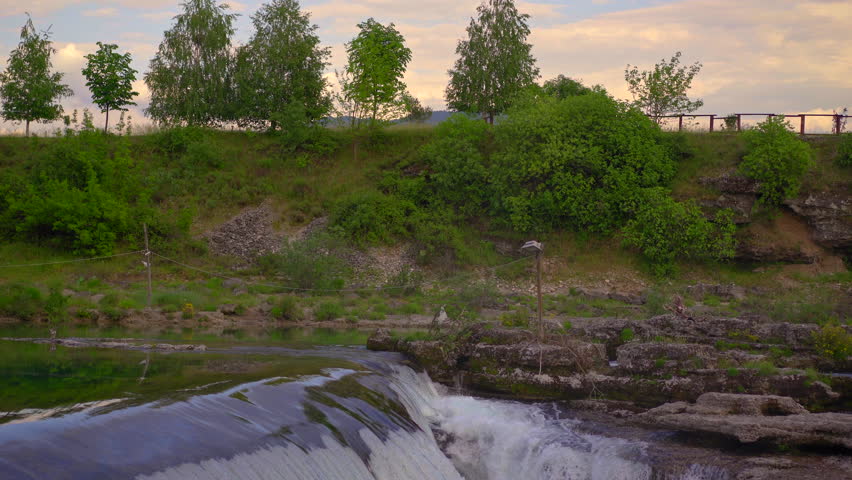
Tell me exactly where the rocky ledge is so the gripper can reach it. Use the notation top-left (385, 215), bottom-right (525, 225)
top-left (635, 392), bottom-right (852, 449)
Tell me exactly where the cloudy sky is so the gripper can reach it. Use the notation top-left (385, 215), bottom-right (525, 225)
top-left (0, 0), bottom-right (850, 133)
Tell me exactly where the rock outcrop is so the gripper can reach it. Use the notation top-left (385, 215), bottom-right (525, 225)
top-left (785, 191), bottom-right (852, 250)
top-left (636, 393), bottom-right (852, 449)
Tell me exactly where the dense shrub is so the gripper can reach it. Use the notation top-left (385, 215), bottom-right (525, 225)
top-left (622, 188), bottom-right (736, 276)
top-left (811, 324), bottom-right (851, 362)
top-left (739, 116), bottom-right (813, 205)
top-left (330, 191), bottom-right (417, 246)
top-left (271, 295), bottom-right (305, 321)
top-left (148, 126), bottom-right (209, 157)
top-left (491, 92), bottom-right (675, 233)
top-left (0, 283), bottom-right (43, 320)
top-left (256, 235), bottom-right (349, 290)
top-left (837, 133), bottom-right (852, 167)
top-left (314, 300), bottom-right (345, 321)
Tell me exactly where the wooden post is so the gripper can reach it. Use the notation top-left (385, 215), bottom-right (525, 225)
top-left (736, 114), bottom-right (741, 132)
top-left (144, 223), bottom-right (152, 307)
top-left (800, 115), bottom-right (806, 135)
top-left (678, 115), bottom-right (683, 132)
top-left (536, 249), bottom-right (543, 342)
top-left (709, 115), bottom-right (715, 133)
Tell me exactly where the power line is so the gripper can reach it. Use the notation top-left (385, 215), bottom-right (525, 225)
top-left (0, 250), bottom-right (145, 269)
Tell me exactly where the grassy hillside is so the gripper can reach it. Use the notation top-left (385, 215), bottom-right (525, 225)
top-left (0, 126), bottom-right (848, 327)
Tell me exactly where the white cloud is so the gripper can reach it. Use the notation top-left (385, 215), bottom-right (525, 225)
top-left (82, 7), bottom-right (118, 17)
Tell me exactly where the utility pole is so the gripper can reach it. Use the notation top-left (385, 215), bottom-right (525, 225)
top-left (144, 223), bottom-right (152, 307)
top-left (521, 240), bottom-right (544, 341)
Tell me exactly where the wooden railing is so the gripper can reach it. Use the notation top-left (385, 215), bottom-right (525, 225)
top-left (648, 113), bottom-right (851, 135)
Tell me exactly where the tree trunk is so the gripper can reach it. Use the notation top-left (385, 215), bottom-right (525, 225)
top-left (104, 109), bottom-right (110, 133)
top-left (25, 120), bottom-right (30, 137)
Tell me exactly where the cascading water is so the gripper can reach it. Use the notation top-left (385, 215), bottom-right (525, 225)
top-left (0, 342), bottom-right (726, 480)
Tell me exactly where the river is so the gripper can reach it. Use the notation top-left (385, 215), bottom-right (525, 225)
top-left (0, 329), bottom-right (731, 479)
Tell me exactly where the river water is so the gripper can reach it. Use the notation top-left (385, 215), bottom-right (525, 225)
top-left (0, 331), bottom-right (729, 480)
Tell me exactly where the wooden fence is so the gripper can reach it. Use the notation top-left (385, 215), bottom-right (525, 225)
top-left (649, 113), bottom-right (851, 135)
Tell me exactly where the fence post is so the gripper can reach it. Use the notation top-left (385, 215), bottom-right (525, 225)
top-left (709, 115), bottom-right (715, 133)
top-left (144, 224), bottom-right (152, 307)
top-left (800, 115), bottom-right (806, 135)
top-left (678, 115), bottom-right (683, 132)
top-left (736, 114), bottom-right (741, 132)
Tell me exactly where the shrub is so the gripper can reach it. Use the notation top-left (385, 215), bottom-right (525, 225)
top-left (811, 324), bottom-right (851, 362)
top-left (271, 295), bottom-right (304, 321)
top-left (500, 307), bottom-right (531, 328)
top-left (148, 126), bottom-right (209, 157)
top-left (256, 235), bottom-right (349, 290)
top-left (622, 189), bottom-right (737, 276)
top-left (562, 320), bottom-right (573, 331)
top-left (45, 286), bottom-right (69, 323)
top-left (0, 283), bottom-right (43, 320)
top-left (620, 327), bottom-right (635, 342)
top-left (739, 116), bottom-right (813, 205)
top-left (314, 300), bottom-right (344, 321)
top-left (330, 191), bottom-right (417, 246)
top-left (744, 360), bottom-right (778, 376)
top-left (837, 133), bottom-right (852, 167)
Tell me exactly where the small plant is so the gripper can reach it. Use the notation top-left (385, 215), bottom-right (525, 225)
top-left (654, 358), bottom-right (667, 368)
top-left (561, 320), bottom-right (573, 331)
top-left (619, 327), bottom-right (635, 342)
top-left (744, 360), bottom-right (778, 376)
top-left (314, 300), bottom-right (345, 322)
top-left (726, 367), bottom-right (740, 377)
top-left (499, 307), bottom-right (530, 328)
top-left (271, 295), bottom-right (304, 322)
top-left (181, 303), bottom-right (195, 319)
top-left (811, 324), bottom-right (851, 362)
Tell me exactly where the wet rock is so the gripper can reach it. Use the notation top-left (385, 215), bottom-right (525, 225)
top-left (366, 328), bottom-right (398, 351)
top-left (636, 393), bottom-right (852, 449)
top-left (785, 191), bottom-right (852, 249)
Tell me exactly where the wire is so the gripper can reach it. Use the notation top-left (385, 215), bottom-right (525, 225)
top-left (0, 250), bottom-right (145, 269)
top-left (153, 252), bottom-right (533, 293)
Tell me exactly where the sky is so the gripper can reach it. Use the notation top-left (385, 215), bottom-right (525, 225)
top-left (0, 0), bottom-right (850, 133)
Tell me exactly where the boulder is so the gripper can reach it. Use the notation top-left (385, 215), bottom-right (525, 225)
top-left (785, 191), bottom-right (852, 249)
top-left (637, 393), bottom-right (852, 449)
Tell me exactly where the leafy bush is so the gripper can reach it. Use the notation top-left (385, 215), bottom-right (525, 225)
top-left (811, 324), bottom-right (851, 362)
top-left (314, 300), bottom-right (344, 321)
top-left (271, 295), bottom-right (304, 321)
top-left (148, 126), bottom-right (209, 157)
top-left (837, 133), bottom-right (852, 167)
top-left (492, 92), bottom-right (675, 233)
top-left (45, 286), bottom-right (69, 323)
top-left (744, 360), bottom-right (778, 376)
top-left (622, 189), bottom-right (736, 276)
top-left (500, 307), bottom-right (531, 328)
top-left (330, 191), bottom-right (417, 246)
top-left (256, 235), bottom-right (349, 290)
top-left (0, 283), bottom-right (43, 320)
top-left (619, 327), bottom-right (635, 342)
top-left (739, 116), bottom-right (813, 205)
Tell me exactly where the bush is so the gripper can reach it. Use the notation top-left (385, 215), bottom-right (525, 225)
top-left (314, 300), bottom-right (344, 321)
top-left (0, 283), bottom-right (43, 320)
top-left (45, 286), bottom-right (69, 323)
top-left (148, 126), bottom-right (209, 157)
top-left (620, 327), bottom-right (635, 342)
top-left (622, 188), bottom-right (737, 276)
top-left (739, 116), bottom-right (813, 205)
top-left (271, 295), bottom-right (304, 321)
top-left (330, 191), bottom-right (417, 246)
top-left (837, 133), bottom-right (852, 167)
top-left (256, 235), bottom-right (349, 290)
top-left (811, 324), bottom-right (851, 362)
top-left (500, 307), bottom-right (531, 328)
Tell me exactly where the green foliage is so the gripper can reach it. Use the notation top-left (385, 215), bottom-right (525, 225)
top-left (148, 126), bottom-right (210, 157)
top-left (619, 327), bottom-right (635, 342)
top-left (271, 295), bottom-right (305, 321)
top-left (45, 286), bottom-right (68, 323)
top-left (446, 0), bottom-right (539, 123)
top-left (499, 306), bottom-right (530, 328)
top-left (343, 18), bottom-right (412, 125)
top-left (622, 189), bottom-right (736, 276)
top-left (542, 75), bottom-right (605, 99)
top-left (739, 116), bottom-right (813, 205)
top-left (624, 51), bottom-right (703, 119)
top-left (492, 92), bottom-right (674, 234)
top-left (235, 0), bottom-right (331, 131)
top-left (561, 320), bottom-right (573, 331)
top-left (256, 235), bottom-right (349, 290)
top-left (0, 17), bottom-right (72, 135)
top-left (145, 0), bottom-right (237, 125)
top-left (314, 300), bottom-right (344, 321)
top-left (811, 324), bottom-right (851, 362)
top-left (744, 360), bottom-right (778, 376)
top-left (330, 191), bottom-right (417, 246)
top-left (836, 133), bottom-right (852, 167)
top-left (0, 283), bottom-right (43, 320)
top-left (82, 42), bottom-right (138, 132)
top-left (401, 92), bottom-right (433, 123)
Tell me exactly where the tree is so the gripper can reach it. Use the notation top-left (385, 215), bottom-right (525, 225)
top-left (234, 0), bottom-right (331, 131)
top-left (144, 0), bottom-right (236, 126)
top-left (401, 92), bottom-right (432, 123)
top-left (343, 18), bottom-right (412, 126)
top-left (0, 17), bottom-right (72, 136)
top-left (446, 0), bottom-right (539, 124)
top-left (624, 51), bottom-right (703, 122)
top-left (82, 42), bottom-right (138, 132)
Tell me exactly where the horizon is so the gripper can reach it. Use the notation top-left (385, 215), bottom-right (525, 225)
top-left (0, 0), bottom-right (850, 134)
